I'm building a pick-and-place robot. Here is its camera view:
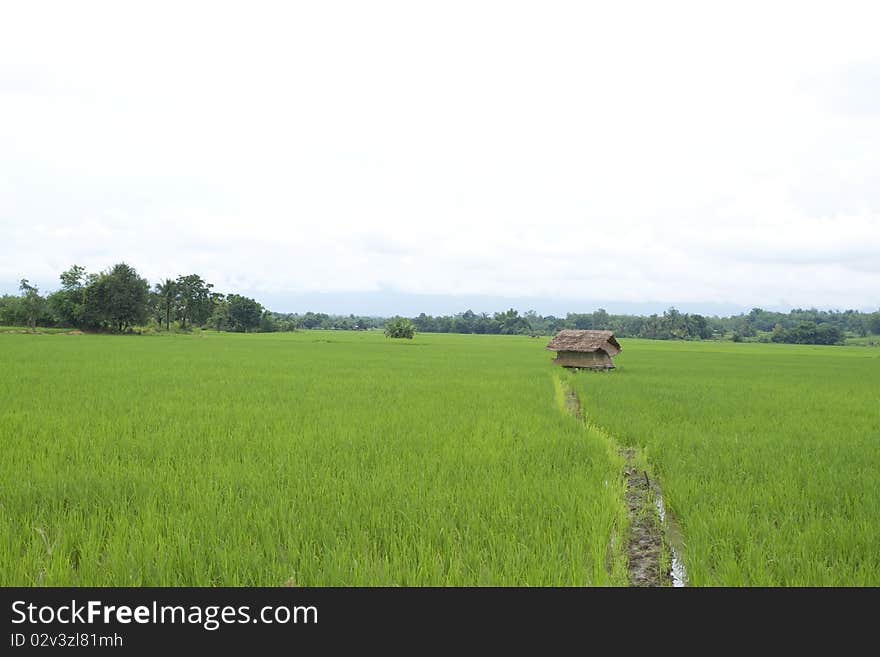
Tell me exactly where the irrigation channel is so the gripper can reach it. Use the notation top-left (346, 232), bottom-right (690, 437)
top-left (557, 378), bottom-right (686, 587)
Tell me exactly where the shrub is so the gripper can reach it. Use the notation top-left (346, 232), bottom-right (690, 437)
top-left (384, 317), bottom-right (416, 339)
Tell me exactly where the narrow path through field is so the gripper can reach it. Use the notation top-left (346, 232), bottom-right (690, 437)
top-left (556, 376), bottom-right (685, 587)
top-left (620, 448), bottom-right (667, 586)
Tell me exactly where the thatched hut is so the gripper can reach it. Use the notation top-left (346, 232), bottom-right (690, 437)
top-left (546, 329), bottom-right (621, 370)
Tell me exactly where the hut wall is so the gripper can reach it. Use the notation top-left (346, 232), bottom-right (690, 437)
top-left (553, 350), bottom-right (614, 369)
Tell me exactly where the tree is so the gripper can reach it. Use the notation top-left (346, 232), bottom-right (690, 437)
top-left (60, 265), bottom-right (87, 290)
top-left (0, 295), bottom-right (25, 326)
top-left (19, 279), bottom-right (44, 331)
top-left (175, 274), bottom-right (214, 330)
top-left (47, 265), bottom-right (88, 327)
top-left (82, 263), bottom-right (150, 332)
top-left (208, 294), bottom-right (230, 331)
top-left (789, 322), bottom-right (818, 344)
top-left (814, 323), bottom-right (843, 345)
top-left (687, 313), bottom-right (711, 339)
top-left (569, 313), bottom-right (593, 330)
top-left (226, 294), bottom-right (263, 332)
top-left (493, 308), bottom-right (530, 335)
top-left (451, 309), bottom-right (478, 334)
top-left (771, 323), bottom-right (787, 343)
top-left (592, 308), bottom-right (610, 329)
top-left (259, 310), bottom-right (277, 332)
top-left (412, 312), bottom-right (434, 332)
top-left (384, 317), bottom-right (416, 339)
top-left (154, 278), bottom-right (178, 331)
top-left (769, 321), bottom-right (842, 345)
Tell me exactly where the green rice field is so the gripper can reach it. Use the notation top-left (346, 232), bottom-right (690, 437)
top-left (572, 339), bottom-right (880, 586)
top-left (1, 331), bottom-right (878, 585)
top-left (0, 331), bottom-right (625, 586)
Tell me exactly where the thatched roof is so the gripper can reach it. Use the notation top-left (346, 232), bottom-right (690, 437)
top-left (546, 329), bottom-right (621, 356)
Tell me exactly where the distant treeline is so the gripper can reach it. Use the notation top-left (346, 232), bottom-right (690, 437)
top-left (275, 306), bottom-right (879, 345)
top-left (3, 263), bottom-right (878, 344)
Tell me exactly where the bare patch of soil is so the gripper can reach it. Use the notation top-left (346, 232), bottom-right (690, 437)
top-left (620, 449), bottom-right (668, 587)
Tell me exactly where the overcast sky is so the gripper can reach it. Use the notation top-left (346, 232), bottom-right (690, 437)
top-left (2, 1), bottom-right (879, 315)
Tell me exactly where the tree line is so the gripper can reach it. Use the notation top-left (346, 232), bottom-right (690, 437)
top-left (269, 306), bottom-right (879, 344)
top-left (1, 264), bottom-right (268, 333)
top-left (403, 306), bottom-right (879, 344)
top-left (3, 264), bottom-right (878, 345)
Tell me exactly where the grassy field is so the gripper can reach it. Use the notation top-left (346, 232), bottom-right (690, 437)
top-left (571, 339), bottom-right (880, 585)
top-left (0, 330), bottom-right (626, 586)
top-left (2, 331), bottom-right (878, 586)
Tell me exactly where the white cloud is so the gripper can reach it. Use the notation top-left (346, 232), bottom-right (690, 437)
top-left (1, 0), bottom-right (879, 311)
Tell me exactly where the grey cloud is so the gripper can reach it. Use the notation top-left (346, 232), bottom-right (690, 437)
top-left (811, 60), bottom-right (880, 116)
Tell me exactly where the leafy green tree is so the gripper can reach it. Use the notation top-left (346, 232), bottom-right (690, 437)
top-left (493, 308), bottom-right (530, 335)
top-left (451, 310), bottom-right (477, 334)
top-left (154, 278), bottom-right (178, 331)
top-left (592, 308), bottom-right (610, 329)
top-left (207, 294), bottom-right (229, 331)
top-left (175, 274), bottom-right (214, 330)
top-left (60, 265), bottom-right (86, 290)
top-left (568, 313), bottom-right (593, 330)
top-left (384, 317), bottom-right (416, 339)
top-left (259, 310), bottom-right (277, 332)
top-left (789, 322), bottom-right (818, 344)
top-left (19, 279), bottom-right (44, 332)
top-left (82, 263), bottom-right (150, 332)
top-left (769, 321), bottom-right (842, 345)
top-left (147, 290), bottom-right (163, 327)
top-left (47, 265), bottom-right (88, 327)
top-left (412, 312), bottom-right (433, 332)
top-left (226, 294), bottom-right (263, 332)
top-left (814, 323), bottom-right (844, 345)
top-left (771, 323), bottom-right (787, 343)
top-left (0, 295), bottom-right (25, 325)
top-left (687, 313), bottom-right (711, 339)
top-left (47, 292), bottom-right (74, 327)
